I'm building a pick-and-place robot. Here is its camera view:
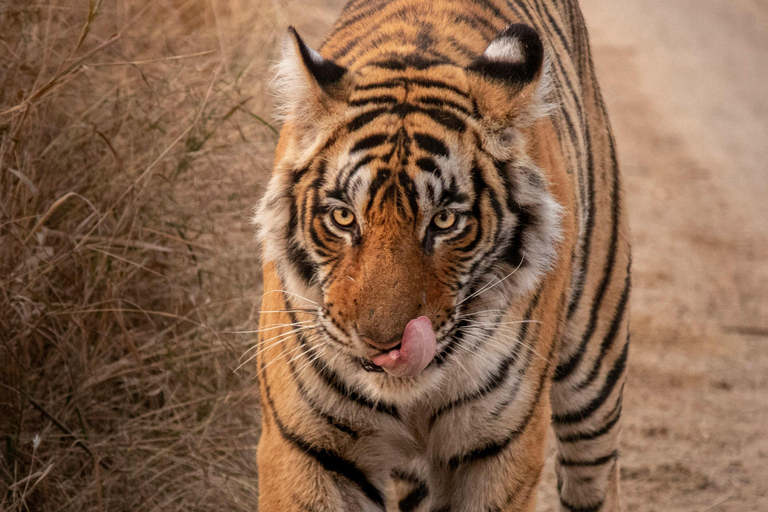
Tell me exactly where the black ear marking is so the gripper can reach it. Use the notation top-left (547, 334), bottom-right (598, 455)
top-left (467, 24), bottom-right (544, 85)
top-left (288, 26), bottom-right (347, 87)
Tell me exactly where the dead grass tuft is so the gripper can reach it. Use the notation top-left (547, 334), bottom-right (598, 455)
top-left (0, 0), bottom-right (288, 509)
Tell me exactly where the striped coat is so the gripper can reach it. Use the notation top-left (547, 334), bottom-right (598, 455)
top-left (254, 0), bottom-right (630, 510)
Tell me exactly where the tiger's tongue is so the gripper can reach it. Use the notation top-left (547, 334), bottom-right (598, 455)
top-left (371, 316), bottom-right (437, 378)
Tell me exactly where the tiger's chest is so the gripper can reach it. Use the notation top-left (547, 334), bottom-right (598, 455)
top-left (332, 369), bottom-right (531, 509)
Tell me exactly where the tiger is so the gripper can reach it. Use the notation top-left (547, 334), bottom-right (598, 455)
top-left (253, 0), bottom-right (631, 510)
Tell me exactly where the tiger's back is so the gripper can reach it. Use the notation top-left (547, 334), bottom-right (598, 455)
top-left (255, 1), bottom-right (630, 510)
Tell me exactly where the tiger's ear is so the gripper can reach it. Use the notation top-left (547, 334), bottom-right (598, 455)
top-left (274, 27), bottom-right (352, 137)
top-left (466, 24), bottom-right (551, 141)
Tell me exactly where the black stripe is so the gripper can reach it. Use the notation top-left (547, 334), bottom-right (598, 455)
top-left (530, 0), bottom-right (573, 56)
top-left (447, 435), bottom-right (513, 470)
top-left (324, 414), bottom-right (360, 439)
top-left (575, 267), bottom-right (631, 390)
top-left (391, 469), bottom-right (422, 484)
top-left (369, 55), bottom-right (447, 70)
top-left (559, 450), bottom-right (618, 467)
top-left (447, 35), bottom-right (478, 61)
top-left (555, 167), bottom-right (622, 382)
top-left (304, 341), bottom-right (399, 418)
top-left (417, 106), bottom-right (466, 132)
top-left (286, 199), bottom-right (317, 285)
top-left (428, 290), bottom-right (541, 427)
top-left (489, 291), bottom-right (546, 418)
top-left (398, 170), bottom-right (419, 220)
top-left (452, 12), bottom-right (498, 37)
top-left (447, 330), bottom-right (556, 469)
top-left (365, 168), bottom-right (392, 213)
top-left (415, 157), bottom-right (441, 177)
top-left (388, 103), bottom-right (466, 132)
top-left (417, 96), bottom-right (472, 116)
top-left (355, 79), bottom-right (405, 91)
top-left (351, 134), bottom-right (388, 153)
top-left (347, 107), bottom-right (389, 132)
top-left (326, 0), bottom-right (390, 41)
top-left (434, 318), bottom-right (468, 365)
top-left (552, 341), bottom-right (628, 425)
top-left (557, 396), bottom-right (622, 443)
top-left (286, 354), bottom-right (361, 439)
top-left (261, 361), bottom-right (383, 507)
top-left (408, 78), bottom-right (470, 98)
top-left (560, 497), bottom-right (603, 512)
top-left (308, 216), bottom-right (332, 253)
top-left (399, 481), bottom-right (429, 512)
top-left (329, 6), bottom-right (418, 59)
top-left (503, 201), bottom-right (535, 269)
top-left (349, 95), bottom-right (399, 107)
top-left (292, 166), bottom-right (310, 184)
top-left (414, 133), bottom-right (449, 157)
top-left (454, 164), bottom-right (488, 255)
top-left (564, 37), bottom-right (596, 320)
top-left (341, 154), bottom-right (376, 190)
top-left (429, 342), bottom-right (522, 427)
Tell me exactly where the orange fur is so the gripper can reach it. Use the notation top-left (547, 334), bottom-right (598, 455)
top-left (254, 1), bottom-right (630, 510)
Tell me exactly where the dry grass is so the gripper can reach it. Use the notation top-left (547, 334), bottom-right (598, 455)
top-left (0, 0), bottom-right (291, 509)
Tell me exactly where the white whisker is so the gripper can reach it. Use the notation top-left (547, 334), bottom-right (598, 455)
top-left (261, 289), bottom-right (318, 305)
top-left (225, 320), bottom-right (312, 334)
top-left (238, 325), bottom-right (315, 362)
top-left (457, 253), bottom-right (526, 306)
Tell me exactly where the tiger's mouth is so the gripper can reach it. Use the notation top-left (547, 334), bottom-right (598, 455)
top-left (359, 341), bottom-right (401, 372)
top-left (352, 317), bottom-right (437, 378)
top-left (359, 357), bottom-right (387, 373)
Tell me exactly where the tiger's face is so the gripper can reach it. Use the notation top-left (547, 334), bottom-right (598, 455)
top-left (257, 25), bottom-right (562, 390)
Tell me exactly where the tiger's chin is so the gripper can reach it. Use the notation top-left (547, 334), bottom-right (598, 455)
top-left (312, 340), bottom-right (444, 404)
top-left (354, 360), bottom-right (444, 404)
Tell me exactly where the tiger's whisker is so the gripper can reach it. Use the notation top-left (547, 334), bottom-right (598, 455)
top-left (226, 320), bottom-right (312, 334)
top-left (457, 254), bottom-right (525, 306)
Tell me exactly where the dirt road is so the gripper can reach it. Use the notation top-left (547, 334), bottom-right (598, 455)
top-left (290, 1), bottom-right (768, 510)
top-left (537, 1), bottom-right (768, 510)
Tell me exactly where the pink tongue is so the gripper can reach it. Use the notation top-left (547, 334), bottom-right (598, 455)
top-left (371, 317), bottom-right (437, 378)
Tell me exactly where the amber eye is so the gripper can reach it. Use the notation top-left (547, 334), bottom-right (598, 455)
top-left (331, 207), bottom-right (355, 228)
top-left (432, 211), bottom-right (457, 230)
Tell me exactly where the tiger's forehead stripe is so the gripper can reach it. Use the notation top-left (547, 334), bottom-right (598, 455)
top-left (298, 68), bottom-right (487, 225)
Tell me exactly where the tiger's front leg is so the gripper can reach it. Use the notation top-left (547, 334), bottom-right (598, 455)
top-left (257, 423), bottom-right (345, 512)
top-left (257, 363), bottom-right (386, 512)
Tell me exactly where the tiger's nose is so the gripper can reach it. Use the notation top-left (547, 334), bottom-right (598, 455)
top-left (360, 334), bottom-right (401, 351)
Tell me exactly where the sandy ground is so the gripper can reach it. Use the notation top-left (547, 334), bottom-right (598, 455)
top-left (537, 1), bottom-right (768, 510)
top-left (290, 1), bottom-right (768, 510)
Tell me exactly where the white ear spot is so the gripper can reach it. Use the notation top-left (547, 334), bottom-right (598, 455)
top-left (483, 38), bottom-right (525, 63)
top-left (306, 45), bottom-right (325, 66)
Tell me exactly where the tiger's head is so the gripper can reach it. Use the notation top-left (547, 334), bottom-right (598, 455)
top-left (256, 24), bottom-right (562, 396)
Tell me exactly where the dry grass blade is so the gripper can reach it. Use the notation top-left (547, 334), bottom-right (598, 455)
top-left (0, 0), bottom-right (289, 509)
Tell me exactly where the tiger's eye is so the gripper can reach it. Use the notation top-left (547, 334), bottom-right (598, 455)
top-left (432, 211), bottom-right (457, 230)
top-left (332, 208), bottom-right (355, 227)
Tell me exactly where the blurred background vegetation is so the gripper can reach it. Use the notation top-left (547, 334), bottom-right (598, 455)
top-left (0, 0), bottom-right (298, 509)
